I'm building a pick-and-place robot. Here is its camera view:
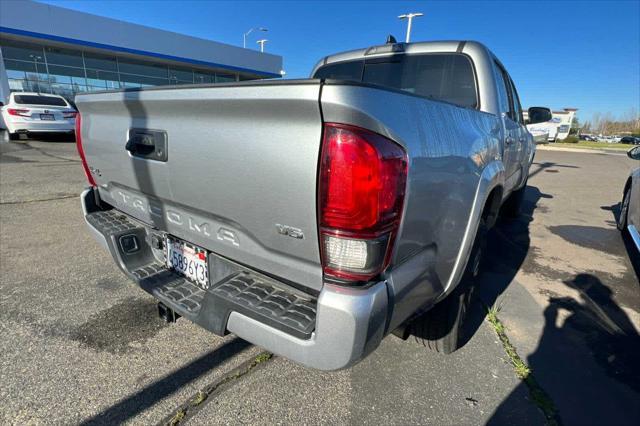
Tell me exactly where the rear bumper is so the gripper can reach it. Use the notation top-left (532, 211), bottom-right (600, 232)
top-left (5, 119), bottom-right (74, 133)
top-left (81, 188), bottom-right (388, 370)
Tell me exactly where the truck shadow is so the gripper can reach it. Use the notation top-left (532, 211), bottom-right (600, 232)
top-left (79, 337), bottom-right (251, 425)
top-left (459, 184), bottom-right (551, 349)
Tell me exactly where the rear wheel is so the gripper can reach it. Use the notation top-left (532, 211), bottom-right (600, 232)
top-left (409, 219), bottom-right (488, 354)
top-left (617, 187), bottom-right (631, 231)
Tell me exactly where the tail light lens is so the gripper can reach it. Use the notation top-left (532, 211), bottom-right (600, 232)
top-left (7, 108), bottom-right (30, 117)
top-left (319, 123), bottom-right (408, 282)
top-left (63, 111), bottom-right (78, 119)
top-left (75, 113), bottom-right (96, 187)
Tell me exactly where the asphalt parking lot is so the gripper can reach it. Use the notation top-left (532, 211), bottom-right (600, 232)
top-left (1, 139), bottom-right (639, 425)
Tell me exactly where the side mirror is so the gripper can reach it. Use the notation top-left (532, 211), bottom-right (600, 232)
top-left (628, 146), bottom-right (640, 160)
top-left (528, 107), bottom-right (552, 124)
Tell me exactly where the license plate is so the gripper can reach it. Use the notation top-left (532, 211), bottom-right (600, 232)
top-left (40, 114), bottom-right (55, 121)
top-left (166, 237), bottom-right (209, 289)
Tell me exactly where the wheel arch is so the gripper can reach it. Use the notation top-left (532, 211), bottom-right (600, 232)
top-left (441, 160), bottom-right (505, 294)
top-left (482, 185), bottom-right (504, 229)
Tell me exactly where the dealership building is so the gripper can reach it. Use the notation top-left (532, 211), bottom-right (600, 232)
top-left (0, 0), bottom-right (283, 103)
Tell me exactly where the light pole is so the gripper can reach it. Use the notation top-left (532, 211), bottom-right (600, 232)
top-left (28, 54), bottom-right (42, 74)
top-left (398, 12), bottom-right (423, 43)
top-left (28, 54), bottom-right (43, 91)
top-left (243, 27), bottom-right (268, 48)
top-left (256, 39), bottom-right (268, 53)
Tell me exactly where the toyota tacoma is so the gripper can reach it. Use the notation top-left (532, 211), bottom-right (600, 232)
top-left (76, 40), bottom-right (551, 370)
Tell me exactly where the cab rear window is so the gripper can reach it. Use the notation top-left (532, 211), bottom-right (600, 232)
top-left (313, 53), bottom-right (478, 109)
top-left (14, 95), bottom-right (68, 106)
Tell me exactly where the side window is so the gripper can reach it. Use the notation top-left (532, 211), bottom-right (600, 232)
top-left (493, 62), bottom-right (510, 116)
top-left (508, 76), bottom-right (524, 125)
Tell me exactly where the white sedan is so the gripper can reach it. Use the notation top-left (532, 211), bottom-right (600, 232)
top-left (0, 92), bottom-right (77, 142)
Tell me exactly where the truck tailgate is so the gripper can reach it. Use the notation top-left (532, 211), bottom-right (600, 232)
top-left (75, 82), bottom-right (324, 291)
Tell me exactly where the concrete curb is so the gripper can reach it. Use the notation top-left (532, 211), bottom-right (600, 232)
top-left (536, 145), bottom-right (627, 155)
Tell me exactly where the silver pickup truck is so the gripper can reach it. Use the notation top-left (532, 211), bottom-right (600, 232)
top-left (76, 40), bottom-right (551, 370)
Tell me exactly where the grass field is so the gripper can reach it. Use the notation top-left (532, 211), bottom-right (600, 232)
top-left (549, 141), bottom-right (637, 151)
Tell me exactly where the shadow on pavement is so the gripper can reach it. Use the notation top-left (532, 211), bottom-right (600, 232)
top-left (20, 132), bottom-right (76, 143)
top-left (528, 161), bottom-right (579, 179)
top-left (80, 337), bottom-right (251, 425)
top-left (490, 274), bottom-right (640, 425)
top-left (460, 184), bottom-right (551, 348)
top-left (400, 173), bottom-right (550, 350)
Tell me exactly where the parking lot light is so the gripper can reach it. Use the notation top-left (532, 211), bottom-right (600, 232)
top-left (243, 27), bottom-right (268, 48)
top-left (398, 12), bottom-right (423, 43)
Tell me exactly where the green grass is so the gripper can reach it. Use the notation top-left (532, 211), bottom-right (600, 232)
top-left (550, 141), bottom-right (635, 151)
top-left (168, 409), bottom-right (185, 426)
top-left (254, 352), bottom-right (273, 364)
top-left (486, 304), bottom-right (559, 425)
top-left (190, 391), bottom-right (207, 407)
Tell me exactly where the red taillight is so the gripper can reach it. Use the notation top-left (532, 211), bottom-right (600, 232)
top-left (319, 123), bottom-right (408, 282)
top-left (75, 113), bottom-right (96, 187)
top-left (7, 108), bottom-right (30, 117)
top-left (64, 111), bottom-right (78, 119)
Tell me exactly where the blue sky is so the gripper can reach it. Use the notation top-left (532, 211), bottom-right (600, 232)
top-left (39, 0), bottom-right (639, 123)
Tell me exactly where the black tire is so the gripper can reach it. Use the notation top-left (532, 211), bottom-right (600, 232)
top-left (1, 130), bottom-right (15, 143)
top-left (409, 219), bottom-right (488, 354)
top-left (618, 186), bottom-right (631, 231)
top-left (501, 180), bottom-right (527, 218)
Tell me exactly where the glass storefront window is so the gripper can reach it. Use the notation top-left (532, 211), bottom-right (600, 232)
top-left (84, 52), bottom-right (118, 72)
top-left (2, 39), bottom-right (251, 102)
top-left (47, 64), bottom-right (87, 88)
top-left (45, 46), bottom-right (84, 67)
top-left (48, 73), bottom-right (73, 84)
top-left (1, 39), bottom-right (44, 62)
top-left (169, 67), bottom-right (193, 83)
top-left (4, 58), bottom-right (36, 73)
top-left (47, 64), bottom-right (85, 78)
top-left (118, 58), bottom-right (168, 78)
top-left (50, 82), bottom-right (75, 98)
top-left (194, 72), bottom-right (215, 84)
top-left (6, 69), bottom-right (27, 80)
top-left (120, 73), bottom-right (170, 86)
top-left (85, 69), bottom-right (119, 89)
top-left (29, 81), bottom-right (52, 93)
top-left (121, 81), bottom-right (141, 88)
top-left (8, 79), bottom-right (30, 91)
top-left (216, 73), bottom-right (236, 83)
top-left (25, 72), bottom-right (50, 83)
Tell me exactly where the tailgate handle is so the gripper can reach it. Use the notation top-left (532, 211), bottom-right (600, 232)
top-left (126, 134), bottom-right (155, 152)
top-left (126, 129), bottom-right (168, 162)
